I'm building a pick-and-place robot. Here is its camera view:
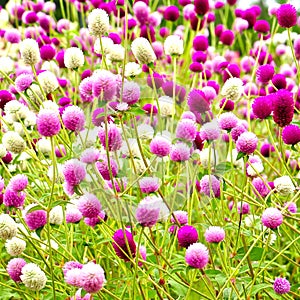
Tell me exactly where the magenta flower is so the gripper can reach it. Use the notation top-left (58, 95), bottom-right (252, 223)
top-left (62, 106), bottom-right (85, 132)
top-left (253, 20), bottom-right (270, 34)
top-left (164, 5), bottom-right (180, 22)
top-left (256, 64), bottom-right (274, 84)
top-left (199, 175), bottom-right (220, 198)
top-left (139, 177), bottom-right (160, 194)
top-left (185, 242), bottom-right (209, 269)
top-left (237, 202), bottom-right (250, 215)
top-left (63, 159), bottom-right (86, 186)
top-left (77, 193), bottom-right (102, 218)
top-left (277, 4), bottom-right (297, 28)
top-left (193, 35), bottom-right (209, 51)
top-left (252, 95), bottom-right (273, 119)
top-left (273, 277), bottom-right (291, 294)
top-left (187, 89), bottom-right (210, 114)
top-left (218, 112), bottom-right (239, 131)
top-left (92, 70), bottom-right (117, 101)
top-left (25, 209), bottom-right (47, 230)
top-left (98, 123), bottom-right (123, 151)
top-left (3, 189), bottom-right (26, 207)
top-left (79, 77), bottom-right (94, 103)
top-left (204, 226), bottom-right (225, 243)
top-left (15, 74), bottom-right (33, 92)
top-left (7, 258), bottom-right (27, 282)
top-left (169, 143), bottom-right (191, 162)
top-left (112, 229), bottom-right (136, 262)
top-left (136, 196), bottom-right (161, 227)
top-left (194, 0), bottom-right (209, 16)
top-left (7, 174), bottom-right (28, 192)
top-left (149, 136), bottom-right (171, 157)
top-left (220, 30), bottom-right (234, 46)
top-left (95, 156), bottom-right (118, 180)
top-left (177, 225), bottom-right (198, 248)
top-left (40, 44), bottom-right (56, 60)
top-left (282, 125), bottom-right (300, 145)
top-left (80, 262), bottom-right (106, 293)
top-left (37, 109), bottom-right (61, 137)
top-left (236, 132), bottom-right (258, 155)
top-left (261, 207), bottom-right (283, 229)
top-left (252, 177), bottom-right (271, 198)
top-left (176, 119), bottom-right (197, 142)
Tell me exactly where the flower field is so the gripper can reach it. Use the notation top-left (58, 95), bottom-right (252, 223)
top-left (0, 0), bottom-right (299, 299)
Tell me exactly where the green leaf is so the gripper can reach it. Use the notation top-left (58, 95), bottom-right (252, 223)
top-left (130, 106), bottom-right (145, 116)
top-left (27, 205), bottom-right (44, 214)
top-left (236, 151), bottom-right (246, 161)
top-left (35, 226), bottom-right (44, 238)
top-left (215, 162), bottom-right (233, 173)
top-left (251, 283), bottom-right (271, 296)
top-left (235, 247), bottom-right (263, 261)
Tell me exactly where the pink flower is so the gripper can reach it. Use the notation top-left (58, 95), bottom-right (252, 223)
top-left (204, 226), bottom-right (225, 243)
top-left (62, 106), bottom-right (85, 132)
top-left (7, 174), bottom-right (28, 192)
top-left (236, 132), bottom-right (258, 154)
top-left (7, 258), bottom-right (27, 282)
top-left (261, 207), bottom-right (283, 229)
top-left (185, 242), bottom-right (209, 269)
top-left (98, 123), bottom-right (123, 151)
top-left (95, 156), bottom-right (118, 180)
top-left (169, 143), bottom-right (191, 162)
top-left (77, 193), bottom-right (102, 218)
top-left (199, 175), bottom-right (220, 198)
top-left (139, 177), bottom-right (160, 194)
top-left (25, 210), bottom-right (47, 230)
top-left (177, 225), bottom-right (198, 248)
top-left (80, 262), bottom-right (106, 293)
top-left (37, 109), bottom-right (61, 137)
top-left (112, 229), bottom-right (136, 262)
top-left (282, 125), bottom-right (300, 145)
top-left (176, 119), bottom-right (197, 142)
top-left (63, 159), bottom-right (86, 186)
top-left (92, 70), bottom-right (117, 101)
top-left (277, 4), bottom-right (297, 28)
top-left (149, 136), bottom-right (171, 157)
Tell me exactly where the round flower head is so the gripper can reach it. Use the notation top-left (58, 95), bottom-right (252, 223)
top-left (15, 74), bottom-right (33, 92)
top-left (107, 44), bottom-right (125, 62)
top-left (131, 37), bottom-right (156, 65)
top-left (94, 37), bottom-right (114, 55)
top-left (124, 62), bottom-right (142, 77)
top-left (63, 159), bottom-right (86, 186)
top-left (137, 124), bottom-right (154, 140)
top-left (139, 177), bottom-right (160, 194)
top-left (7, 258), bottom-right (27, 282)
top-left (80, 148), bottom-right (100, 164)
top-left (253, 20), bottom-right (270, 34)
top-left (0, 214), bottom-right (17, 240)
top-left (98, 123), bottom-right (122, 151)
top-left (273, 277), bottom-right (290, 294)
top-left (200, 119), bottom-right (221, 141)
top-left (272, 74), bottom-right (286, 90)
top-left (246, 155), bottom-right (264, 177)
top-left (277, 4), bottom-right (297, 28)
top-left (25, 209), bottom-right (47, 231)
top-left (282, 124), bottom-right (300, 145)
top-left (8, 174), bottom-right (28, 192)
top-left (77, 193), bottom-right (102, 218)
top-left (164, 5), bottom-right (180, 21)
top-left (4, 28), bottom-right (21, 44)
top-left (150, 136), bottom-right (171, 157)
top-left (40, 44), bottom-right (56, 61)
top-left (220, 30), bottom-right (235, 46)
top-left (38, 71), bottom-right (58, 94)
top-left (95, 156), bottom-right (118, 180)
top-left (3, 189), bottom-right (26, 207)
top-left (252, 177), bottom-right (271, 198)
top-left (274, 176), bottom-right (295, 195)
top-left (64, 47), bottom-right (84, 69)
top-left (205, 226), bottom-right (225, 243)
top-left (164, 35), bottom-right (183, 56)
top-left (200, 175), bottom-right (220, 198)
top-left (176, 119), bottom-right (197, 142)
top-left (252, 95), bottom-right (273, 119)
top-left (63, 261), bottom-right (83, 276)
top-left (88, 9), bottom-right (109, 37)
top-left (221, 77), bottom-right (243, 101)
top-left (187, 89), bottom-right (210, 114)
top-left (218, 112), bottom-right (239, 131)
top-left (158, 96), bottom-right (175, 116)
top-left (236, 132), bottom-right (258, 155)
top-left (49, 206), bottom-right (64, 225)
top-left (272, 89), bottom-right (294, 127)
top-left (20, 263), bottom-right (47, 291)
top-left (121, 81), bottom-right (140, 105)
top-left (20, 39), bottom-right (40, 65)
top-left (2, 131), bottom-right (26, 153)
top-left (62, 105), bottom-right (85, 132)
top-left (66, 205), bottom-right (83, 223)
top-left (261, 207), bottom-right (283, 229)
top-left (92, 70), bottom-right (117, 101)
top-left (80, 262), bottom-right (106, 293)
top-left (256, 64), bottom-right (274, 84)
top-left (170, 143), bottom-right (191, 162)
top-left (237, 202), bottom-right (250, 214)
top-left (5, 237), bottom-right (26, 256)
top-left (185, 243), bottom-right (209, 269)
top-left (37, 109), bottom-right (61, 137)
top-left (112, 229), bottom-right (136, 262)
top-left (284, 202), bottom-right (297, 214)
top-left (79, 77), bottom-right (94, 103)
top-left (65, 268), bottom-right (82, 287)
top-left (177, 225), bottom-right (198, 248)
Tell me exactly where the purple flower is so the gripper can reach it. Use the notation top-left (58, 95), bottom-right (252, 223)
top-left (252, 95), bottom-right (273, 119)
top-left (80, 262), bottom-right (106, 293)
top-left (219, 98), bottom-right (235, 111)
top-left (149, 136), bottom-right (171, 157)
top-left (176, 119), bottom-right (197, 142)
top-left (62, 106), bottom-right (85, 132)
top-left (0, 90), bottom-right (14, 110)
top-left (84, 211), bottom-right (106, 227)
top-left (204, 226), bottom-right (225, 243)
top-left (25, 209), bottom-right (47, 230)
top-left (256, 64), bottom-right (274, 84)
top-left (200, 119), bottom-right (220, 141)
top-left (177, 225), bottom-right (198, 248)
top-left (253, 20), bottom-right (270, 34)
top-left (282, 124), bottom-right (300, 145)
top-left (112, 229), bottom-right (136, 262)
top-left (277, 4), bottom-right (297, 28)
top-left (98, 123), bottom-right (123, 151)
top-left (236, 132), bottom-right (258, 155)
top-left (15, 74), bottom-right (33, 92)
top-left (7, 258), bottom-right (27, 282)
top-left (95, 156), bottom-right (118, 180)
top-left (272, 74), bottom-right (286, 90)
top-left (77, 193), bottom-right (102, 218)
top-left (63, 159), bottom-right (86, 186)
top-left (261, 207), bottom-right (283, 229)
top-left (220, 30), bottom-right (234, 46)
top-left (92, 70), bottom-right (117, 101)
top-left (237, 202), bottom-right (250, 214)
top-left (3, 189), bottom-right (26, 207)
top-left (37, 109), bottom-right (61, 137)
top-left (185, 242), bottom-right (209, 269)
top-left (139, 177), bottom-right (160, 194)
top-left (136, 196), bottom-right (162, 227)
top-left (218, 112), bottom-right (239, 131)
top-left (7, 174), bottom-right (28, 192)
top-left (4, 29), bottom-right (21, 44)
top-left (273, 277), bottom-right (290, 294)
top-left (121, 82), bottom-right (140, 105)
top-left (273, 89), bottom-right (294, 127)
top-left (164, 5), bottom-right (180, 22)
top-left (187, 89), bottom-right (210, 114)
top-left (200, 175), bottom-right (220, 198)
top-left (194, 0), bottom-right (209, 16)
top-left (193, 35), bottom-right (208, 51)
top-left (170, 143), bottom-right (191, 162)
top-left (79, 77), bottom-right (94, 103)
top-left (252, 177), bottom-right (271, 198)
top-left (40, 44), bottom-right (56, 60)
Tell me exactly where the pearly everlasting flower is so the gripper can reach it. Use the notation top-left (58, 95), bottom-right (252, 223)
top-left (274, 176), bottom-right (295, 195)
top-left (88, 9), bottom-right (109, 37)
top-left (80, 262), bottom-right (106, 293)
top-left (64, 47), bottom-right (84, 69)
top-left (125, 62), bottom-right (142, 77)
top-left (204, 226), bottom-right (225, 243)
top-left (221, 77), bottom-right (243, 101)
top-left (261, 207), bottom-right (283, 229)
top-left (131, 37), bottom-right (156, 65)
top-left (5, 237), bottom-right (26, 256)
top-left (164, 35), bottom-right (184, 56)
top-left (7, 258), bottom-right (27, 282)
top-left (185, 243), bottom-right (209, 269)
top-left (49, 206), bottom-right (64, 225)
top-left (37, 71), bottom-right (58, 94)
top-left (20, 263), bottom-right (47, 291)
top-left (2, 131), bottom-right (26, 153)
top-left (20, 39), bottom-right (40, 65)
top-left (0, 214), bottom-right (17, 240)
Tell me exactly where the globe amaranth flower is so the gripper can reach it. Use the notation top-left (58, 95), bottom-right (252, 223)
top-left (253, 20), bottom-right (270, 34)
top-left (187, 89), bottom-right (210, 114)
top-left (5, 237), bottom-right (26, 256)
top-left (236, 132), bottom-right (258, 155)
top-left (64, 47), bottom-right (84, 69)
top-left (199, 175), bottom-right (221, 198)
top-left (170, 143), bottom-right (191, 162)
top-left (274, 175), bottom-right (295, 195)
top-left (277, 4), bottom-right (297, 28)
top-left (252, 95), bottom-right (273, 119)
top-left (0, 214), bottom-right (17, 240)
top-left (164, 35), bottom-right (183, 56)
top-left (121, 81), bottom-right (140, 105)
top-left (256, 64), bottom-right (274, 84)
top-left (177, 225), bottom-right (198, 248)
top-left (15, 74), bottom-right (33, 92)
top-left (98, 123), bottom-right (123, 152)
top-left (149, 136), bottom-right (171, 157)
top-left (77, 193), bottom-right (102, 218)
top-left (176, 119), bottom-right (197, 142)
top-left (37, 109), bottom-right (61, 137)
top-left (3, 189), bottom-right (26, 207)
top-left (92, 70), bottom-right (117, 101)
top-left (252, 177), bottom-right (271, 198)
top-left (63, 261), bottom-right (83, 276)
top-left (95, 156), bottom-right (118, 180)
top-left (80, 148), bottom-right (100, 164)
top-left (49, 206), bottom-right (64, 225)
top-left (20, 39), bottom-right (40, 65)
top-left (80, 262), bottom-right (106, 293)
top-left (62, 105), bottom-right (85, 132)
top-left (7, 174), bottom-right (28, 192)
top-left (273, 277), bottom-right (290, 294)
top-left (79, 77), bottom-right (94, 103)
top-left (200, 119), bottom-right (221, 141)
top-left (2, 131), bottom-right (26, 154)
top-left (25, 209), bottom-right (47, 231)
top-left (204, 226), bottom-right (225, 243)
top-left (218, 112), bottom-right (239, 131)
top-left (237, 202), bottom-right (250, 214)
top-left (284, 202), bottom-right (297, 214)
top-left (20, 263), bottom-right (47, 291)
top-left (246, 155), bottom-right (264, 177)
top-left (185, 242), bottom-right (209, 269)
top-left (63, 159), bottom-right (86, 186)
top-left (112, 229), bottom-right (136, 262)
top-left (282, 124), bottom-right (300, 145)
top-left (124, 62), bottom-right (142, 77)
top-left (221, 77), bottom-right (243, 101)
top-left (65, 268), bottom-right (82, 287)
top-left (261, 207), bottom-right (283, 229)
top-left (7, 258), bottom-right (27, 282)
top-left (220, 30), bottom-right (235, 46)
top-left (139, 177), bottom-right (160, 194)
top-left (131, 37), bottom-right (156, 65)
top-left (88, 9), bottom-right (109, 37)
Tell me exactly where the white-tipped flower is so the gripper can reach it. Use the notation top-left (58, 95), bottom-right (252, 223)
top-left (131, 37), bottom-right (156, 65)
top-left (4, 100), bottom-right (29, 121)
top-left (0, 57), bottom-right (14, 74)
top-left (158, 96), bottom-right (175, 117)
top-left (94, 37), bottom-right (113, 55)
top-left (0, 214), bottom-right (17, 240)
top-left (27, 84), bottom-right (44, 108)
top-left (41, 100), bottom-right (59, 112)
top-left (164, 35), bottom-right (184, 56)
top-left (5, 237), bottom-right (26, 256)
top-left (88, 8), bottom-right (110, 37)
top-left (36, 138), bottom-right (51, 155)
top-left (274, 176), bottom-right (295, 195)
top-left (221, 77), bottom-right (244, 101)
top-left (48, 164), bottom-right (64, 183)
top-left (49, 206), bottom-right (64, 225)
top-left (20, 263), bottom-right (47, 291)
top-left (124, 62), bottom-right (142, 77)
top-left (64, 47), bottom-right (84, 69)
top-left (37, 71), bottom-right (59, 94)
top-left (2, 131), bottom-right (26, 153)
top-left (20, 39), bottom-right (40, 65)
top-left (108, 44), bottom-right (125, 62)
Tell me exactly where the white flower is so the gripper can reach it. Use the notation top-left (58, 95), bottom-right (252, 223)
top-left (41, 100), bottom-right (59, 112)
top-left (41, 239), bottom-right (59, 250)
top-left (38, 71), bottom-right (59, 94)
top-left (13, 122), bottom-right (25, 136)
top-left (94, 37), bottom-right (114, 55)
top-left (27, 84), bottom-right (44, 108)
top-left (120, 138), bottom-right (141, 158)
top-left (24, 111), bottom-right (37, 127)
top-left (0, 214), bottom-right (17, 240)
top-left (274, 176), bottom-right (295, 195)
top-left (20, 39), bottom-right (40, 65)
top-left (199, 148), bottom-right (218, 168)
top-left (47, 164), bottom-right (64, 183)
top-left (41, 60), bottom-right (60, 77)
top-left (263, 232), bottom-right (277, 246)
top-left (5, 237), bottom-right (26, 256)
top-left (137, 124), bottom-right (154, 139)
top-left (0, 57), bottom-right (14, 74)
top-left (116, 102), bottom-right (129, 111)
top-left (0, 144), bottom-right (7, 157)
top-left (221, 77), bottom-right (244, 101)
top-left (164, 35), bottom-right (184, 56)
top-left (49, 206), bottom-right (63, 225)
top-left (64, 47), bottom-right (84, 69)
top-left (244, 215), bottom-right (260, 228)
top-left (36, 138), bottom-right (51, 155)
top-left (131, 37), bottom-right (156, 65)
top-left (246, 156), bottom-right (264, 177)
top-left (226, 149), bottom-right (244, 169)
top-left (124, 62), bottom-right (142, 77)
top-left (88, 8), bottom-right (110, 37)
top-left (2, 131), bottom-right (26, 153)
top-left (20, 263), bottom-right (47, 291)
top-left (4, 100), bottom-right (29, 121)
top-left (158, 96), bottom-right (175, 117)
top-left (107, 44), bottom-right (125, 62)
